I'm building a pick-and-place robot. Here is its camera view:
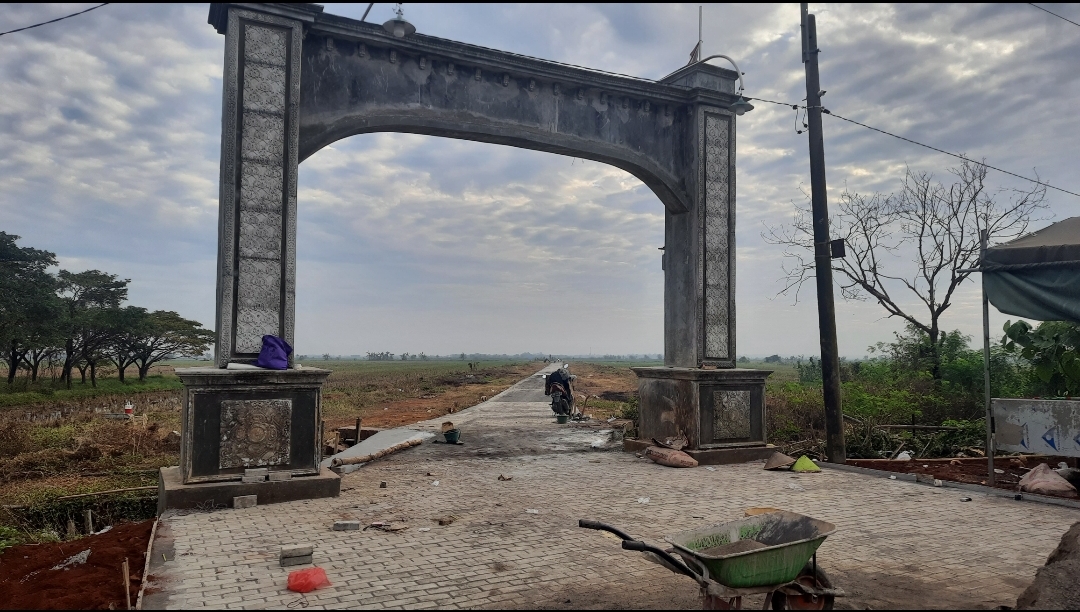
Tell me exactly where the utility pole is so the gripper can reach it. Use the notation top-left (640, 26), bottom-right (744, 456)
top-left (801, 3), bottom-right (846, 463)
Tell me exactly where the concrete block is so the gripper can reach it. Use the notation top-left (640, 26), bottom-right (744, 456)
top-left (333, 520), bottom-right (360, 531)
top-left (280, 545), bottom-right (313, 559)
top-left (280, 554), bottom-right (312, 567)
top-left (233, 494), bottom-right (257, 509)
top-left (269, 471), bottom-right (292, 481)
top-left (241, 475), bottom-right (266, 483)
top-left (244, 468), bottom-right (269, 477)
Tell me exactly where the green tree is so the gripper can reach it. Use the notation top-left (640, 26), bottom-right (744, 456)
top-left (108, 306), bottom-right (152, 382)
top-left (129, 311), bottom-right (214, 381)
top-left (56, 270), bottom-right (129, 388)
top-left (0, 233), bottom-right (63, 384)
top-left (1003, 320), bottom-right (1080, 396)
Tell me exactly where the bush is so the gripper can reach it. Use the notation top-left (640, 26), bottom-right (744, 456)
top-left (0, 419), bottom-right (32, 458)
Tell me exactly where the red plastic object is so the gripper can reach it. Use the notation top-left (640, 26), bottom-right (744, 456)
top-left (287, 567), bottom-right (332, 593)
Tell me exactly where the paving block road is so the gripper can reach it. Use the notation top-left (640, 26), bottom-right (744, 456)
top-left (144, 364), bottom-right (1079, 610)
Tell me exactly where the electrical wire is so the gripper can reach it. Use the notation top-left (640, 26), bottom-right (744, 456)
top-left (824, 111), bottom-right (1080, 198)
top-left (0, 4), bottom-right (108, 37)
top-left (746, 96), bottom-right (1080, 198)
top-left (1028, 3), bottom-right (1080, 28)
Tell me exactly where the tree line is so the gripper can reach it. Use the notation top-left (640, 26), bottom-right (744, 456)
top-left (0, 232), bottom-right (213, 387)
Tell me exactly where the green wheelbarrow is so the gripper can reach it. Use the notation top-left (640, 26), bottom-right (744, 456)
top-left (579, 511), bottom-right (845, 610)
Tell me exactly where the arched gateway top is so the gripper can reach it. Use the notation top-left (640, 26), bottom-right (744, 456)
top-left (208, 3), bottom-right (745, 370)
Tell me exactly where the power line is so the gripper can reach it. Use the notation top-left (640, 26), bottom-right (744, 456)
top-left (746, 96), bottom-right (1080, 198)
top-left (0, 3), bottom-right (108, 37)
top-left (1029, 3), bottom-right (1080, 28)
top-left (824, 111), bottom-right (1080, 198)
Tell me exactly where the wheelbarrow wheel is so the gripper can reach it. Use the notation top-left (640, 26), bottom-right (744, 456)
top-left (771, 563), bottom-right (834, 610)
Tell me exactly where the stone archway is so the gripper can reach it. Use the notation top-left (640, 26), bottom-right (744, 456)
top-left (208, 2), bottom-right (743, 370)
top-left (163, 3), bottom-right (766, 503)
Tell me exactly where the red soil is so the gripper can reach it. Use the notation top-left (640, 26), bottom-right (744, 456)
top-left (847, 455), bottom-right (1079, 498)
top-left (0, 519), bottom-right (153, 610)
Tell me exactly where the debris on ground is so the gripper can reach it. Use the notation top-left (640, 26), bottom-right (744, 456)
top-left (1016, 521), bottom-right (1080, 609)
top-left (418, 527), bottom-right (431, 532)
top-left (1055, 463), bottom-right (1080, 490)
top-left (365, 521), bottom-right (409, 532)
top-left (332, 520), bottom-right (360, 531)
top-left (435, 516), bottom-right (457, 526)
top-left (287, 567), bottom-right (332, 593)
top-left (651, 437), bottom-right (688, 451)
top-left (51, 549), bottom-right (92, 570)
top-left (525, 509), bottom-right (539, 514)
top-left (497, 474), bottom-right (513, 481)
top-left (329, 437), bottom-right (422, 467)
top-left (895, 451), bottom-right (913, 461)
top-left (764, 451), bottom-right (797, 471)
top-left (280, 545), bottom-right (314, 567)
top-left (791, 455), bottom-right (821, 473)
top-left (637, 497), bottom-right (650, 504)
top-left (643, 446), bottom-right (698, 468)
top-left (1019, 463), bottom-right (1079, 498)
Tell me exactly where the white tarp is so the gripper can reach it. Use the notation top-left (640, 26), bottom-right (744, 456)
top-left (993, 398), bottom-right (1080, 457)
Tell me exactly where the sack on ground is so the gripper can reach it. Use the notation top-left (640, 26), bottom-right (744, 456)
top-left (644, 446), bottom-right (698, 468)
top-left (1019, 463), bottom-right (1078, 498)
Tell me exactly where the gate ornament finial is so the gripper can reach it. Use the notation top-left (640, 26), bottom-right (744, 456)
top-left (383, 3), bottom-right (415, 38)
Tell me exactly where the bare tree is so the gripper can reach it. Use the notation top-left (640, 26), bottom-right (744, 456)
top-left (764, 159), bottom-right (1047, 378)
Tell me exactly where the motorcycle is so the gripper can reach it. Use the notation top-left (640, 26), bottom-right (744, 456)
top-left (544, 365), bottom-right (577, 418)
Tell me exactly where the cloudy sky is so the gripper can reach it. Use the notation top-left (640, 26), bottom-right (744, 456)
top-left (2, 3), bottom-right (1078, 358)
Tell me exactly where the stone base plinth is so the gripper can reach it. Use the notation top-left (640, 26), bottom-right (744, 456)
top-left (175, 367), bottom-right (331, 484)
top-left (632, 367), bottom-right (772, 450)
top-left (157, 466), bottom-right (340, 514)
top-left (623, 438), bottom-right (776, 465)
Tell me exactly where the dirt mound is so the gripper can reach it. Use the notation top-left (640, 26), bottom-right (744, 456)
top-left (1016, 521), bottom-right (1080, 610)
top-left (0, 519), bottom-right (153, 610)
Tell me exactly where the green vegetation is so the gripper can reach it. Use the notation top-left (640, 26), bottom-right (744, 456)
top-left (766, 322), bottom-right (1070, 459)
top-left (1, 232), bottom-right (212, 389)
top-left (1003, 319), bottom-right (1080, 396)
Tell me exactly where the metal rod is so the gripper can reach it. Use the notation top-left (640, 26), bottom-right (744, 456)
top-left (802, 4), bottom-right (846, 464)
top-left (360, 2), bottom-right (375, 22)
top-left (981, 230), bottom-right (995, 486)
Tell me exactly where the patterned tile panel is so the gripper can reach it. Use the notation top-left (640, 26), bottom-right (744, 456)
top-left (234, 307), bottom-right (279, 354)
top-left (243, 24), bottom-right (287, 66)
top-left (238, 162), bottom-right (283, 212)
top-left (702, 113), bottom-right (731, 360)
top-left (242, 64), bottom-right (286, 114)
top-left (238, 209), bottom-right (282, 260)
top-left (240, 113), bottom-right (284, 164)
top-left (236, 258), bottom-right (281, 308)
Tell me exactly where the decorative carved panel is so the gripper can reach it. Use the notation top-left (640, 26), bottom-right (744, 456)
top-left (238, 210), bottom-right (282, 259)
top-left (713, 390), bottom-right (750, 441)
top-left (244, 24), bottom-right (287, 65)
top-left (702, 112), bottom-right (732, 361)
top-left (219, 399), bottom-right (292, 468)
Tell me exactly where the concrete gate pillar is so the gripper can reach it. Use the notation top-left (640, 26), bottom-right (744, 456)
top-left (160, 5), bottom-right (338, 510)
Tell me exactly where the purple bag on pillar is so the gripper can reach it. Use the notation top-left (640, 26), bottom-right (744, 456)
top-left (255, 335), bottom-right (292, 370)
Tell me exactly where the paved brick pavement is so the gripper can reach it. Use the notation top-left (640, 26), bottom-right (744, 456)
top-left (144, 365), bottom-right (1079, 609)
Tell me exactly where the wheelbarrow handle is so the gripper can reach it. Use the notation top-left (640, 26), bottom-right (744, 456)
top-left (620, 540), bottom-right (701, 581)
top-left (577, 519), bottom-right (634, 541)
top-left (578, 519), bottom-right (701, 582)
